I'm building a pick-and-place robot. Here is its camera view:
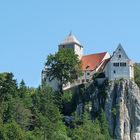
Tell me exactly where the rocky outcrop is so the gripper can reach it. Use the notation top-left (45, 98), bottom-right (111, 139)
top-left (105, 80), bottom-right (140, 140)
top-left (74, 79), bottom-right (140, 140)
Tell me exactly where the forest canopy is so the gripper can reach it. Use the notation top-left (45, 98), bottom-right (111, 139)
top-left (0, 72), bottom-right (111, 140)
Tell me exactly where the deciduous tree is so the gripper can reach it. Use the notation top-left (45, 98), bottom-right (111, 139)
top-left (46, 48), bottom-right (82, 94)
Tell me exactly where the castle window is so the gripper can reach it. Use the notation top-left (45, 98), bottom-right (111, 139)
top-left (119, 54), bottom-right (121, 58)
top-left (113, 63), bottom-right (119, 67)
top-left (87, 72), bottom-right (90, 76)
top-left (120, 62), bottom-right (126, 67)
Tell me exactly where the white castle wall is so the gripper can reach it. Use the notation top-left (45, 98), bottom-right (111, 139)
top-left (105, 45), bottom-right (134, 81)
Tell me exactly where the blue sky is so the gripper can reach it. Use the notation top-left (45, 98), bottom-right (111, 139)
top-left (0, 0), bottom-right (140, 87)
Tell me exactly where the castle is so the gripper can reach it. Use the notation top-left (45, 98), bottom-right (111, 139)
top-left (42, 33), bottom-right (134, 90)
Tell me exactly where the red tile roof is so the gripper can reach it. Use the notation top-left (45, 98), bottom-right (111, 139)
top-left (81, 52), bottom-right (107, 71)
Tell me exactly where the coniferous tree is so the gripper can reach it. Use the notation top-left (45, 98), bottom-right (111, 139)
top-left (0, 72), bottom-right (113, 139)
top-left (69, 111), bottom-right (105, 140)
top-left (99, 109), bottom-right (110, 140)
top-left (134, 63), bottom-right (140, 87)
top-left (19, 79), bottom-right (27, 98)
top-left (32, 85), bottom-right (69, 140)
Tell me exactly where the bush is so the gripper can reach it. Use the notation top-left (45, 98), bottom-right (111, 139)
top-left (134, 63), bottom-right (140, 87)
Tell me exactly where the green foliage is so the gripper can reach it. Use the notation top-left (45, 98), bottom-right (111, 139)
top-left (0, 73), bottom-right (18, 102)
top-left (111, 108), bottom-right (117, 116)
top-left (31, 85), bottom-right (69, 139)
top-left (62, 90), bottom-right (73, 115)
top-left (69, 112), bottom-right (105, 140)
top-left (0, 73), bottom-right (70, 139)
top-left (25, 131), bottom-right (37, 140)
top-left (134, 63), bottom-right (140, 87)
top-left (0, 72), bottom-right (112, 140)
top-left (99, 109), bottom-right (111, 140)
top-left (45, 48), bottom-right (82, 94)
top-left (1, 121), bottom-right (26, 140)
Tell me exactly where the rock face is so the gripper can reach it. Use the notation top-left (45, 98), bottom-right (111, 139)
top-left (74, 79), bottom-right (140, 139)
top-left (105, 80), bottom-right (140, 140)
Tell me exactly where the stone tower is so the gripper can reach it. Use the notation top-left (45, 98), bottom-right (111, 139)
top-left (58, 33), bottom-right (83, 59)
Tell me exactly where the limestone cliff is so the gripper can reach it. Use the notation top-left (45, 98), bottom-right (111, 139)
top-left (89, 79), bottom-right (140, 140)
top-left (74, 79), bottom-right (140, 140)
top-left (104, 80), bottom-right (140, 140)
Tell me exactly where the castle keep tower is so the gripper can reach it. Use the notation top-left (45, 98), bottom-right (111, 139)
top-left (59, 33), bottom-right (83, 59)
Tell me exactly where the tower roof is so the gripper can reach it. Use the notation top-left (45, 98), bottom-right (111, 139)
top-left (59, 33), bottom-right (81, 46)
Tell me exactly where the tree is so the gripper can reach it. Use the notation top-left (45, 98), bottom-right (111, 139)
top-left (3, 121), bottom-right (26, 140)
top-left (19, 79), bottom-right (27, 98)
top-left (69, 112), bottom-right (105, 140)
top-left (0, 73), bottom-right (18, 102)
top-left (19, 80), bottom-right (33, 109)
top-left (45, 48), bottom-right (82, 94)
top-left (134, 63), bottom-right (140, 87)
top-left (0, 72), bottom-right (72, 139)
top-left (99, 109), bottom-right (110, 140)
top-left (32, 85), bottom-right (69, 140)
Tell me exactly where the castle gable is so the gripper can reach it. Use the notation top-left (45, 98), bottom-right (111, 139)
top-left (111, 44), bottom-right (130, 62)
top-left (106, 44), bottom-right (134, 81)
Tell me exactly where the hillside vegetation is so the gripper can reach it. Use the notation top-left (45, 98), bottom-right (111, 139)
top-left (134, 63), bottom-right (140, 88)
top-left (0, 72), bottom-right (111, 140)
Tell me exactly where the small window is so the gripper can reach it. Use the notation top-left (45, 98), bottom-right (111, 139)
top-left (62, 45), bottom-right (65, 48)
top-left (86, 79), bottom-right (89, 82)
top-left (119, 48), bottom-right (121, 51)
top-left (113, 63), bottom-right (119, 67)
top-left (87, 73), bottom-right (90, 76)
top-left (119, 54), bottom-right (121, 58)
top-left (120, 62), bottom-right (126, 67)
top-left (114, 70), bottom-right (116, 74)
